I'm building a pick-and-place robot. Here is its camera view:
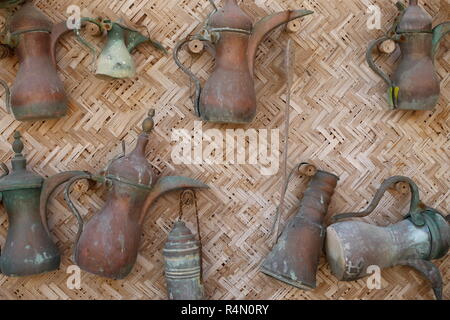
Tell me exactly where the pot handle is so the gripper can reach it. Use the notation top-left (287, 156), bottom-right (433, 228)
top-left (72, 17), bottom-right (110, 71)
top-left (173, 37), bottom-right (211, 117)
top-left (64, 173), bottom-right (103, 247)
top-left (0, 79), bottom-right (11, 113)
top-left (366, 36), bottom-right (399, 108)
top-left (331, 176), bottom-right (425, 226)
top-left (398, 259), bottom-right (443, 300)
top-left (39, 171), bottom-right (90, 236)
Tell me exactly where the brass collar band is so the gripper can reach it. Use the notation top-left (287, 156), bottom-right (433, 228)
top-left (105, 174), bottom-right (153, 191)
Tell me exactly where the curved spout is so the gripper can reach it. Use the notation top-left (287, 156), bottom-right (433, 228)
top-left (40, 171), bottom-right (89, 235)
top-left (432, 21), bottom-right (450, 59)
top-left (139, 176), bottom-right (209, 224)
top-left (247, 10), bottom-right (313, 77)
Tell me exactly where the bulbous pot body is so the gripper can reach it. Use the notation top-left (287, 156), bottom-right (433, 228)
top-left (74, 183), bottom-right (148, 279)
top-left (393, 33), bottom-right (440, 110)
top-left (0, 188), bottom-right (60, 276)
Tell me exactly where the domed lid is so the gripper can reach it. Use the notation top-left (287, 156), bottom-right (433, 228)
top-left (105, 110), bottom-right (156, 189)
top-left (163, 221), bottom-right (199, 251)
top-left (9, 2), bottom-right (53, 34)
top-left (0, 132), bottom-right (43, 192)
top-left (209, 0), bottom-right (252, 31)
top-left (397, 0), bottom-right (432, 33)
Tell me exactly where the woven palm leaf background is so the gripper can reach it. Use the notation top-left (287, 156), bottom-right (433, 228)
top-left (0, 0), bottom-right (448, 300)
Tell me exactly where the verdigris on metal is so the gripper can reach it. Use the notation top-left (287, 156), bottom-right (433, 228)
top-left (174, 0), bottom-right (313, 123)
top-left (261, 164), bottom-right (339, 290)
top-left (74, 18), bottom-right (166, 79)
top-left (328, 176), bottom-right (450, 300)
top-left (43, 109), bottom-right (208, 279)
top-left (366, 0), bottom-right (450, 110)
top-left (0, 132), bottom-right (83, 276)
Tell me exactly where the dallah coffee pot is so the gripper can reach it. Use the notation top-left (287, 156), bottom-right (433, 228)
top-left (174, 0), bottom-right (313, 123)
top-left (261, 163), bottom-right (339, 290)
top-left (163, 190), bottom-right (204, 300)
top-left (366, 0), bottom-right (450, 110)
top-left (75, 18), bottom-right (166, 79)
top-left (0, 132), bottom-right (83, 276)
top-left (42, 110), bottom-right (208, 279)
top-left (0, 2), bottom-right (75, 120)
top-left (327, 176), bottom-right (449, 300)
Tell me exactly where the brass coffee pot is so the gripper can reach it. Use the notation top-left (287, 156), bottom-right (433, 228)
top-left (366, 0), bottom-right (450, 110)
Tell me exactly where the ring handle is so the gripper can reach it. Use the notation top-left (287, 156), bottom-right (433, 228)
top-left (173, 37), bottom-right (208, 117)
top-left (331, 176), bottom-right (424, 226)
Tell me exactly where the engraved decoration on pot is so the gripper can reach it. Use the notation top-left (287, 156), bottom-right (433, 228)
top-left (327, 176), bottom-right (449, 300)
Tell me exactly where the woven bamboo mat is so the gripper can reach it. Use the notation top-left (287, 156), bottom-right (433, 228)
top-left (0, 0), bottom-right (448, 300)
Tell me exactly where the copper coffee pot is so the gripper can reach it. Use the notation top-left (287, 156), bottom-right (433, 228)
top-left (174, 0), bottom-right (312, 123)
top-left (0, 132), bottom-right (83, 276)
top-left (0, 2), bottom-right (75, 120)
top-left (41, 110), bottom-right (208, 279)
top-left (366, 0), bottom-right (450, 110)
top-left (327, 176), bottom-right (449, 300)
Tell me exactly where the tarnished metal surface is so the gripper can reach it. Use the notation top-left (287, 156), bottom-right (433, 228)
top-left (164, 190), bottom-right (204, 300)
top-left (366, 0), bottom-right (450, 110)
top-left (0, 2), bottom-right (70, 120)
top-left (0, 0), bottom-right (25, 9)
top-left (0, 132), bottom-right (59, 276)
top-left (52, 110), bottom-right (209, 279)
top-left (328, 176), bottom-right (449, 300)
top-left (261, 169), bottom-right (338, 290)
top-left (75, 19), bottom-right (166, 80)
top-left (173, 0), bottom-right (312, 123)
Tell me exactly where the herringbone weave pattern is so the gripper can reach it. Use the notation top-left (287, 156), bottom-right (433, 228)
top-left (0, 0), bottom-right (448, 300)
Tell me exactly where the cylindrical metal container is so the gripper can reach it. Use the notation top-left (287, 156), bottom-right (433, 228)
top-left (163, 221), bottom-right (204, 300)
top-left (261, 170), bottom-right (338, 290)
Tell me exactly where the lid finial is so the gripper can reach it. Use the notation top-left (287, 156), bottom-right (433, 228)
top-left (12, 131), bottom-right (24, 156)
top-left (142, 109), bottom-right (155, 133)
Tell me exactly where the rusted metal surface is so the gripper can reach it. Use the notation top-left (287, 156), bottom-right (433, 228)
top-left (163, 190), bottom-right (204, 300)
top-left (366, 0), bottom-right (450, 110)
top-left (173, 0), bottom-right (312, 123)
top-left (0, 2), bottom-right (71, 121)
top-left (75, 18), bottom-right (166, 80)
top-left (327, 176), bottom-right (449, 300)
top-left (261, 167), bottom-right (339, 290)
top-left (44, 110), bottom-right (209, 279)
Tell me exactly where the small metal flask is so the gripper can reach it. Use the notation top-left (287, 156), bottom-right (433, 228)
top-left (163, 190), bottom-right (204, 300)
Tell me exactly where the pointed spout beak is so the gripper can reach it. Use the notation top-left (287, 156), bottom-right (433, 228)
top-left (247, 9), bottom-right (313, 77)
top-left (139, 176), bottom-right (209, 224)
